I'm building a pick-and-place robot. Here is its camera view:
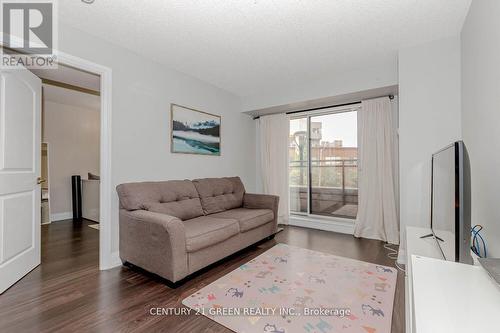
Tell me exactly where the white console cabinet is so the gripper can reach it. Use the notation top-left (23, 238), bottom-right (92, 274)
top-left (405, 226), bottom-right (500, 333)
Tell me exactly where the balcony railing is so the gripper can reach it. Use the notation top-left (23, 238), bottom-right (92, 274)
top-left (289, 158), bottom-right (358, 218)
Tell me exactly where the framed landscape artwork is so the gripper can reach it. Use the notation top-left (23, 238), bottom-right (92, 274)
top-left (170, 104), bottom-right (221, 156)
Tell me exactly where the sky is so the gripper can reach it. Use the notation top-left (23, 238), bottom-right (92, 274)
top-left (289, 110), bottom-right (357, 147)
top-left (172, 104), bottom-right (219, 126)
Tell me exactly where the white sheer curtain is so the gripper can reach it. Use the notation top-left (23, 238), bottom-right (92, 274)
top-left (259, 113), bottom-right (289, 224)
top-left (354, 97), bottom-right (399, 244)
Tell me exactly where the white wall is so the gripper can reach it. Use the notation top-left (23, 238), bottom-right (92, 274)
top-left (242, 60), bottom-right (398, 112)
top-left (43, 100), bottom-right (100, 217)
top-left (398, 36), bottom-right (462, 257)
top-left (461, 0), bottom-right (500, 257)
top-left (58, 24), bottom-right (256, 263)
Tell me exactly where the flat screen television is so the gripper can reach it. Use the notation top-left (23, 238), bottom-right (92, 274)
top-left (430, 141), bottom-right (473, 264)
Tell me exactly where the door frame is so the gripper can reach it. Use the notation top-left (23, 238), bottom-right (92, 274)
top-left (47, 51), bottom-right (115, 270)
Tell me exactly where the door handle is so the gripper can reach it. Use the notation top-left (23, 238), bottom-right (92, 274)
top-left (37, 177), bottom-right (46, 185)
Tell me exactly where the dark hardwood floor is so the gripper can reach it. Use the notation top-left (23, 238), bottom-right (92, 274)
top-left (0, 220), bottom-right (404, 333)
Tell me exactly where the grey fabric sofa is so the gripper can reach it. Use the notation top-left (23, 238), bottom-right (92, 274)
top-left (116, 177), bottom-right (279, 283)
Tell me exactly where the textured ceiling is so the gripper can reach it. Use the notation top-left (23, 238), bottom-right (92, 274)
top-left (60, 0), bottom-right (471, 97)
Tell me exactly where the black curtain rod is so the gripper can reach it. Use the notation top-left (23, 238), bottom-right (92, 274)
top-left (286, 100), bottom-right (361, 115)
top-left (253, 94), bottom-right (394, 120)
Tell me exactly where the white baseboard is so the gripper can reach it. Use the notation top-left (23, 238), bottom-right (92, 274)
top-left (289, 215), bottom-right (355, 235)
top-left (100, 251), bottom-right (122, 270)
top-left (51, 212), bottom-right (73, 222)
top-left (397, 248), bottom-right (407, 265)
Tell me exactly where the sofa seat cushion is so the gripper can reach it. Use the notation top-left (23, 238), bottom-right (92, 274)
top-left (184, 216), bottom-right (240, 253)
top-left (211, 208), bottom-right (274, 232)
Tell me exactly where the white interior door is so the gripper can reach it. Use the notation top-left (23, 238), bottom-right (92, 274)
top-left (0, 65), bottom-right (42, 294)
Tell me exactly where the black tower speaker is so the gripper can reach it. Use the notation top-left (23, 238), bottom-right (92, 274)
top-left (71, 175), bottom-right (82, 221)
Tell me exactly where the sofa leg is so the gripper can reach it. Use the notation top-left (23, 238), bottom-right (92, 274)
top-left (267, 234), bottom-right (275, 240)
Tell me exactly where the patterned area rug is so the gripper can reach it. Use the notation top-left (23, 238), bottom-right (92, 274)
top-left (183, 243), bottom-right (397, 333)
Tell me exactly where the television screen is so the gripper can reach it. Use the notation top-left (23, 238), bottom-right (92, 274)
top-left (431, 141), bottom-right (472, 264)
top-left (431, 145), bottom-right (456, 261)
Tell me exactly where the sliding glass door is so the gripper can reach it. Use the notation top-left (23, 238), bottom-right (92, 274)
top-left (289, 109), bottom-right (358, 219)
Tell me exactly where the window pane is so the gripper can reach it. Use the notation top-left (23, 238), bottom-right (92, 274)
top-left (309, 111), bottom-right (358, 218)
top-left (289, 118), bottom-right (308, 213)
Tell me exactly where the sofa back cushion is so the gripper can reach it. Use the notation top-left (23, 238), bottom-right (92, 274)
top-left (192, 177), bottom-right (245, 214)
top-left (116, 180), bottom-right (204, 220)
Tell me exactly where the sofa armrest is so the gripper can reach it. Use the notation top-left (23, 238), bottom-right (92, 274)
top-left (119, 209), bottom-right (188, 282)
top-left (243, 193), bottom-right (279, 210)
top-left (243, 193), bottom-right (279, 227)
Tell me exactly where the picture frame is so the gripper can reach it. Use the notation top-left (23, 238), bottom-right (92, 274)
top-left (170, 104), bottom-right (221, 156)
